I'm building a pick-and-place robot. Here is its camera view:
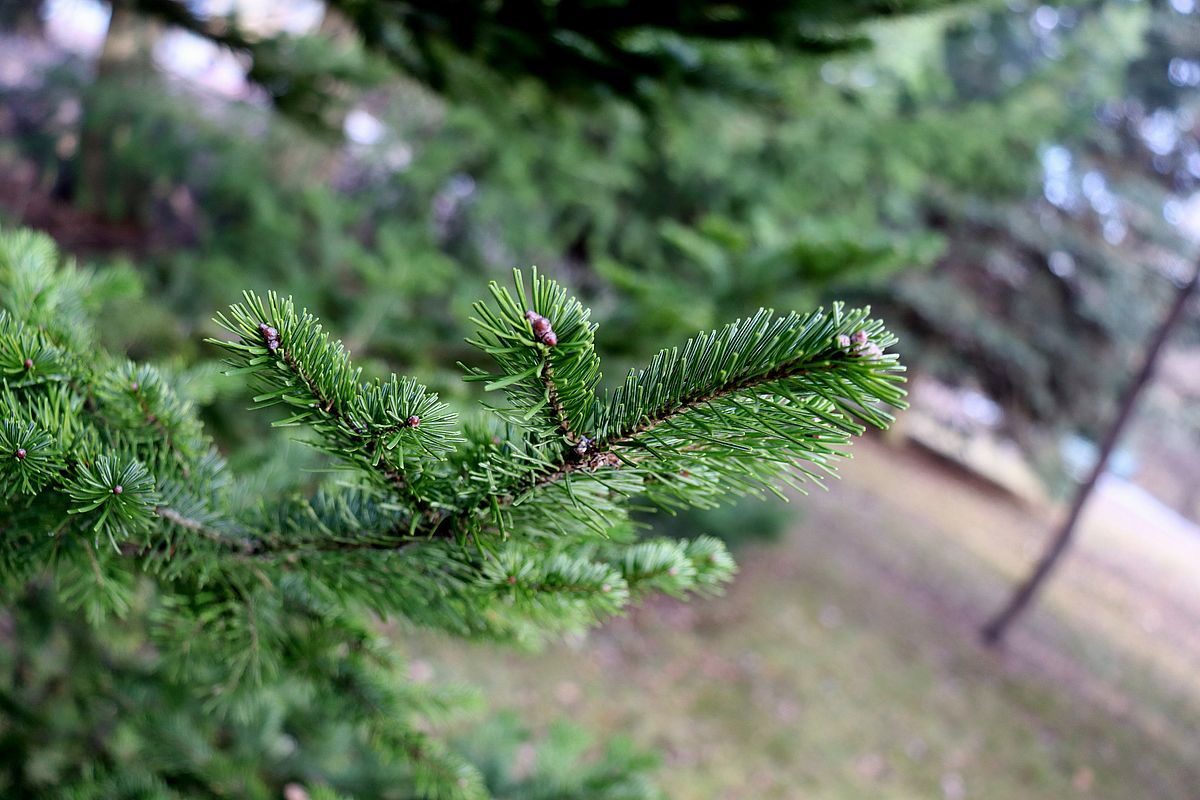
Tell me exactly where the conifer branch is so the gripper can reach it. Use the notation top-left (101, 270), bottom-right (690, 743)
top-left (463, 290), bottom-right (904, 527)
top-left (153, 505), bottom-right (257, 554)
top-left (462, 268), bottom-right (601, 444)
top-left (1, 227), bottom-right (906, 792)
top-left (210, 292), bottom-right (461, 509)
top-left (222, 280), bottom-right (906, 553)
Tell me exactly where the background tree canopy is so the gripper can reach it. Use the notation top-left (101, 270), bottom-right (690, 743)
top-left (1, 0), bottom-right (1199, 797)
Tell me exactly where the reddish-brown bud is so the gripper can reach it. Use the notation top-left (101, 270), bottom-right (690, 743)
top-left (22, 358), bottom-right (33, 370)
top-left (407, 415), bottom-right (421, 428)
top-left (15, 448), bottom-right (26, 460)
top-left (258, 323), bottom-right (281, 352)
top-left (112, 485), bottom-right (123, 495)
top-left (507, 575), bottom-right (517, 585)
top-left (525, 310), bottom-right (558, 346)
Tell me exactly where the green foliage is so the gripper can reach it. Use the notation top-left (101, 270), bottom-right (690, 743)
top-left (213, 292), bottom-right (461, 477)
top-left (8, 0), bottom-right (1185, 462)
top-left (639, 494), bottom-right (795, 548)
top-left (127, 0), bottom-right (963, 103)
top-left (65, 456), bottom-right (159, 546)
top-left (4, 0), bottom-right (968, 379)
top-left (0, 226), bottom-right (904, 797)
top-left (873, 0), bottom-right (1199, 446)
top-left (9, 0), bottom-right (1189, 790)
top-left (463, 270), bottom-right (602, 440)
top-left (0, 419), bottom-right (58, 496)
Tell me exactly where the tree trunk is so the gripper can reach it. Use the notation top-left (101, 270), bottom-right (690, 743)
top-left (981, 262), bottom-right (1199, 646)
top-left (78, 0), bottom-right (159, 215)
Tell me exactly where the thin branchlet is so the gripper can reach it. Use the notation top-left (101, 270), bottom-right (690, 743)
top-left (539, 358), bottom-right (576, 441)
top-left (274, 338), bottom-right (431, 514)
top-left (489, 349), bottom-right (852, 512)
top-left (155, 506), bottom-right (257, 554)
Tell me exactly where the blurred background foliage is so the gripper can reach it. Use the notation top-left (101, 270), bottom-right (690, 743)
top-left (3, 1), bottom-right (1196, 488)
top-left (2, 0), bottom-right (1200, 796)
top-left (2, 0), bottom-right (1198, 538)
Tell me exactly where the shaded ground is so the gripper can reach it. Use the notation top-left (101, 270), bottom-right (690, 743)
top-left (415, 437), bottom-right (1200, 798)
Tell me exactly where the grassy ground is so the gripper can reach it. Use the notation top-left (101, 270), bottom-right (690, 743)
top-left (409, 438), bottom-right (1200, 799)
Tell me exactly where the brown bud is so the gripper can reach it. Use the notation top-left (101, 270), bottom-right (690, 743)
top-left (22, 358), bottom-right (33, 370)
top-left (15, 448), bottom-right (26, 460)
top-left (507, 575), bottom-right (517, 585)
top-left (407, 415), bottom-right (421, 428)
top-left (525, 310), bottom-right (558, 346)
top-left (258, 323), bottom-right (281, 352)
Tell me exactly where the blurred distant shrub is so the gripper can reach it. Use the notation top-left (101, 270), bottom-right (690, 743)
top-left (638, 494), bottom-right (795, 550)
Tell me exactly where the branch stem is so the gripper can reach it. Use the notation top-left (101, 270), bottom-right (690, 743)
top-left (540, 357), bottom-right (575, 440)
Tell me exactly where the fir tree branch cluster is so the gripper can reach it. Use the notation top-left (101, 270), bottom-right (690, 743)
top-left (0, 228), bottom-right (904, 798)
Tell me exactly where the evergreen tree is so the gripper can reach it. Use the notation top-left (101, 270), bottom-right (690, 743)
top-left (109, 0), bottom-right (965, 103)
top-left (874, 0), bottom-right (1200, 452)
top-left (0, 225), bottom-right (904, 798)
top-left (9, 0), bottom-right (1191, 481)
